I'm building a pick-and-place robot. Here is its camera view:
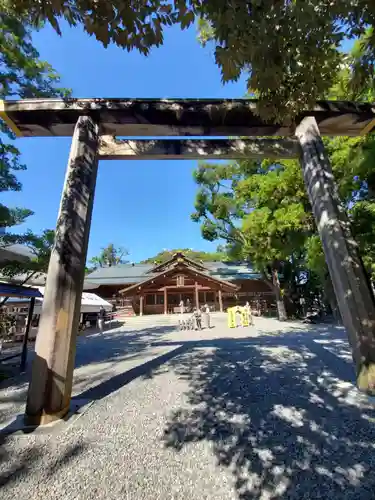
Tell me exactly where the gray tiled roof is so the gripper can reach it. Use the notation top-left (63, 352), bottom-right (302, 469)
top-left (0, 272), bottom-right (47, 286)
top-left (85, 261), bottom-right (261, 286)
top-left (86, 263), bottom-right (153, 279)
top-left (0, 244), bottom-right (35, 263)
top-left (85, 276), bottom-right (155, 286)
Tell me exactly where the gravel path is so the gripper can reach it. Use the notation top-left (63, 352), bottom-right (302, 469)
top-left (1, 316), bottom-right (375, 499)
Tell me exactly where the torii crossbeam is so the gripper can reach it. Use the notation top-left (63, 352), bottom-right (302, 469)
top-left (1, 97), bottom-right (375, 425)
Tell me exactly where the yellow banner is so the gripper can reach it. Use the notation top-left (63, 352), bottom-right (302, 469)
top-left (227, 307), bottom-right (236, 328)
top-left (241, 308), bottom-right (249, 327)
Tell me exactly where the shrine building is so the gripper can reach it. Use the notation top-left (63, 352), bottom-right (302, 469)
top-left (84, 252), bottom-right (275, 315)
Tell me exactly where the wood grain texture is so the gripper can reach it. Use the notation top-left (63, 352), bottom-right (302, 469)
top-left (25, 116), bottom-right (100, 423)
top-left (296, 116), bottom-right (375, 393)
top-left (98, 137), bottom-right (299, 160)
top-left (2, 98), bottom-right (374, 137)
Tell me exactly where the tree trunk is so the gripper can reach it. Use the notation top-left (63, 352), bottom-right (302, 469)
top-left (272, 268), bottom-right (287, 321)
top-left (283, 292), bottom-right (299, 318)
top-left (262, 267), bottom-right (288, 321)
top-left (323, 274), bottom-right (341, 323)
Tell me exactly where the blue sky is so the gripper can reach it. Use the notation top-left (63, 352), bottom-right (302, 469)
top-left (3, 23), bottom-right (247, 263)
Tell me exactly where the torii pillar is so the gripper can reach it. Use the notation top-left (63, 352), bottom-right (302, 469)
top-left (25, 116), bottom-right (100, 424)
top-left (296, 116), bottom-right (375, 394)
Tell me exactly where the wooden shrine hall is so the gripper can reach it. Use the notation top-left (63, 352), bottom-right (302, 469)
top-left (2, 96), bottom-right (375, 424)
top-left (118, 252), bottom-right (238, 315)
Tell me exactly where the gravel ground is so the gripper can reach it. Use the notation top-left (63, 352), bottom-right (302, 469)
top-left (1, 315), bottom-right (375, 499)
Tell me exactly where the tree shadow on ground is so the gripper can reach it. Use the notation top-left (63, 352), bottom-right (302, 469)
top-left (74, 324), bottom-right (177, 368)
top-left (0, 438), bottom-right (87, 489)
top-left (0, 324), bottom-right (177, 425)
top-left (76, 343), bottom-right (188, 402)
top-left (72, 324), bottom-right (180, 396)
top-left (159, 326), bottom-right (375, 499)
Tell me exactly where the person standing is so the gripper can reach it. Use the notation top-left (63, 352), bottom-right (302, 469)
top-left (193, 307), bottom-right (202, 330)
top-left (98, 306), bottom-right (106, 333)
top-left (179, 299), bottom-right (185, 315)
top-left (203, 303), bottom-right (211, 329)
top-left (245, 301), bottom-right (254, 325)
top-left (235, 305), bottom-right (242, 327)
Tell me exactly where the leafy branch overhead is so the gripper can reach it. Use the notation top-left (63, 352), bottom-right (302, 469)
top-left (6, 0), bottom-right (375, 119)
top-left (0, 9), bottom-right (70, 252)
top-left (0, 11), bottom-right (70, 100)
top-left (0, 8), bottom-right (69, 309)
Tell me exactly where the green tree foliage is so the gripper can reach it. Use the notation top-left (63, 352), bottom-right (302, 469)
top-left (0, 229), bottom-right (55, 306)
top-left (304, 62), bottom-right (375, 297)
top-left (0, 10), bottom-right (69, 98)
top-left (0, 139), bottom-right (33, 238)
top-left (191, 38), bottom-right (375, 319)
top-left (89, 243), bottom-right (129, 269)
top-left (7, 0), bottom-right (375, 119)
top-left (0, 9), bottom-right (69, 247)
top-left (1, 229), bottom-right (55, 280)
top-left (191, 159), bottom-right (314, 320)
top-left (0, 10), bottom-right (70, 340)
top-left (141, 248), bottom-right (226, 265)
top-left (192, 128), bottom-right (375, 320)
top-left (318, 135), bottom-right (375, 276)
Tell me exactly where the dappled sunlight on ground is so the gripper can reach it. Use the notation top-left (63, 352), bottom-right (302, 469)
top-left (159, 328), bottom-right (375, 499)
top-left (0, 316), bottom-right (374, 499)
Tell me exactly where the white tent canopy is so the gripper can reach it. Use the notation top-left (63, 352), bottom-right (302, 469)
top-left (33, 287), bottom-right (112, 314)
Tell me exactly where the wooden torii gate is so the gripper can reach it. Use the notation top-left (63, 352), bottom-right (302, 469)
top-left (1, 98), bottom-right (375, 424)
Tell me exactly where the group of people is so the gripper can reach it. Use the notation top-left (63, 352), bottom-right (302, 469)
top-left (178, 301), bottom-right (211, 331)
top-left (233, 302), bottom-right (254, 327)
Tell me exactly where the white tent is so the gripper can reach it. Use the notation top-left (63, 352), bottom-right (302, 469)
top-left (32, 287), bottom-right (113, 315)
top-left (4, 288), bottom-right (113, 341)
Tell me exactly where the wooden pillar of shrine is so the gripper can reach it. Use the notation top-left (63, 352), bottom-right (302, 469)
top-left (195, 282), bottom-right (199, 309)
top-left (218, 289), bottom-right (223, 313)
top-left (139, 295), bottom-right (144, 316)
top-left (25, 116), bottom-right (100, 424)
top-left (164, 288), bottom-right (167, 315)
top-left (296, 116), bottom-right (375, 394)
